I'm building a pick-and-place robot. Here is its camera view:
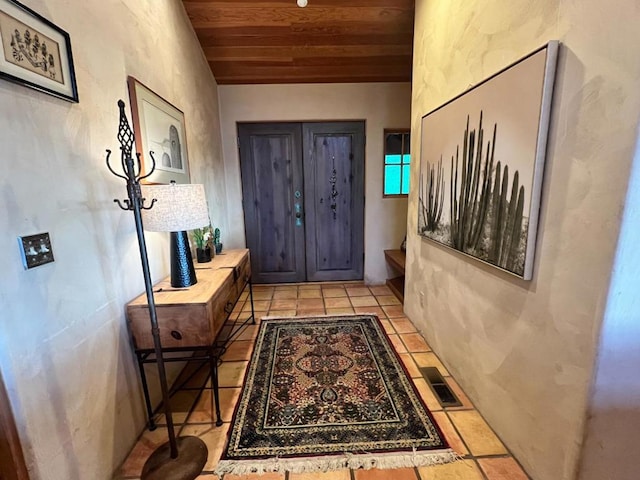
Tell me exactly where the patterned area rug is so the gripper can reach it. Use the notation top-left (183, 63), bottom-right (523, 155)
top-left (215, 315), bottom-right (457, 476)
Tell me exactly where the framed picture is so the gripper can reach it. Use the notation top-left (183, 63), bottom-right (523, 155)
top-left (0, 0), bottom-right (78, 102)
top-left (417, 41), bottom-right (559, 280)
top-left (127, 76), bottom-right (190, 184)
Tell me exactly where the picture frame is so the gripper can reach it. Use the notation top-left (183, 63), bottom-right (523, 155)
top-left (127, 76), bottom-right (190, 184)
top-left (0, 0), bottom-right (78, 102)
top-left (417, 41), bottom-right (559, 280)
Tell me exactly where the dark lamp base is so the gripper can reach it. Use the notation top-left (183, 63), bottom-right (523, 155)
top-left (170, 231), bottom-right (197, 288)
top-left (141, 436), bottom-right (208, 480)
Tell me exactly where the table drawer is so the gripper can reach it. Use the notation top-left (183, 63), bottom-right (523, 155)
top-left (127, 303), bottom-right (214, 350)
top-left (209, 269), bottom-right (237, 338)
top-left (127, 270), bottom-right (237, 350)
top-left (232, 252), bottom-right (251, 301)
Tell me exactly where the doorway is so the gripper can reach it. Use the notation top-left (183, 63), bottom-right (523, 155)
top-left (238, 121), bottom-right (365, 284)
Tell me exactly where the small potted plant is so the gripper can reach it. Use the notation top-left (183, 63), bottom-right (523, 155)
top-left (192, 225), bottom-right (213, 263)
top-left (214, 227), bottom-right (223, 254)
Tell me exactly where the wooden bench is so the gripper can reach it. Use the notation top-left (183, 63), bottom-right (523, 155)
top-left (384, 249), bottom-right (405, 302)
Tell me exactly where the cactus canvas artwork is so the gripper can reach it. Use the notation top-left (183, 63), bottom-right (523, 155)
top-left (418, 42), bottom-right (559, 280)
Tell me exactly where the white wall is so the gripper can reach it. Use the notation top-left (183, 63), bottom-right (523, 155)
top-left (406, 1), bottom-right (640, 480)
top-left (0, 1), bottom-right (224, 479)
top-left (217, 83), bottom-right (411, 284)
top-left (577, 133), bottom-right (640, 480)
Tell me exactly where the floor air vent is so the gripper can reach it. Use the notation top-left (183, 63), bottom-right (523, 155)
top-left (420, 366), bottom-right (462, 407)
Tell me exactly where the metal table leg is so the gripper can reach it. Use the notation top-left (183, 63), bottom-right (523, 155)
top-left (248, 278), bottom-right (256, 325)
top-left (209, 346), bottom-right (223, 427)
top-left (137, 353), bottom-right (157, 431)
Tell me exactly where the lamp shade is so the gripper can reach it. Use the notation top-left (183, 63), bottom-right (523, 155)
top-left (142, 183), bottom-right (209, 288)
top-left (142, 184), bottom-right (209, 232)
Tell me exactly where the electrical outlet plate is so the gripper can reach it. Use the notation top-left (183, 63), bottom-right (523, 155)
top-left (18, 233), bottom-right (54, 269)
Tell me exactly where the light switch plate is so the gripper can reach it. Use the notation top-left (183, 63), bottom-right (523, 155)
top-left (18, 233), bottom-right (54, 269)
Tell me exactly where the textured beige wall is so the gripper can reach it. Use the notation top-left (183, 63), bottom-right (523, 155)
top-left (217, 83), bottom-right (411, 284)
top-left (406, 1), bottom-right (640, 480)
top-left (577, 140), bottom-right (640, 479)
top-left (0, 1), bottom-right (224, 479)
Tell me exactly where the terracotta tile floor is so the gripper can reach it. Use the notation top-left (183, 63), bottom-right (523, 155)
top-left (115, 283), bottom-right (530, 480)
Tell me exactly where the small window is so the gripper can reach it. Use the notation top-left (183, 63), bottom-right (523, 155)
top-left (383, 129), bottom-right (411, 197)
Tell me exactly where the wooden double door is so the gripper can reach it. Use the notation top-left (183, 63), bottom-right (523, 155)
top-left (238, 122), bottom-right (365, 284)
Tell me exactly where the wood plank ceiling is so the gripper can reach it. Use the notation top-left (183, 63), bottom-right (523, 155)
top-left (181, 0), bottom-right (415, 84)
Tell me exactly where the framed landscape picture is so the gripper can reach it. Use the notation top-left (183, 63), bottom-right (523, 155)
top-left (0, 0), bottom-right (78, 102)
top-left (417, 41), bottom-right (559, 280)
top-left (127, 76), bottom-right (190, 184)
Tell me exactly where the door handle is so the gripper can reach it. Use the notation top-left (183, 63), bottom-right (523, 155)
top-left (295, 202), bottom-right (303, 227)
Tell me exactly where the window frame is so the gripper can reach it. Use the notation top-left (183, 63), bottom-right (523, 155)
top-left (382, 128), bottom-right (411, 198)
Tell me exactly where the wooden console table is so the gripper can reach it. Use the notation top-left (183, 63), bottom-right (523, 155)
top-left (384, 249), bottom-right (406, 302)
top-left (126, 249), bottom-right (253, 428)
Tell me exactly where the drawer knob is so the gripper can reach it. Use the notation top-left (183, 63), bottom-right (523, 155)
top-left (225, 301), bottom-right (234, 314)
top-left (170, 330), bottom-right (183, 340)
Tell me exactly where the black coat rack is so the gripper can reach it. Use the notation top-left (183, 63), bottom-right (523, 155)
top-left (106, 100), bottom-right (207, 480)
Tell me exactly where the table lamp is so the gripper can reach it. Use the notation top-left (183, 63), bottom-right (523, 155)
top-left (142, 183), bottom-right (209, 288)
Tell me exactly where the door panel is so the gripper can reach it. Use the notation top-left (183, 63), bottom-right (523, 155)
top-left (303, 122), bottom-right (365, 281)
top-left (238, 123), bottom-right (306, 283)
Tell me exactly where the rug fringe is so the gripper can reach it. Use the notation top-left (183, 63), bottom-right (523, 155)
top-left (214, 449), bottom-right (460, 476)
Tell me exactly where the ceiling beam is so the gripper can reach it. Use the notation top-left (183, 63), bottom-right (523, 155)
top-left (185, 6), bottom-right (413, 28)
top-left (202, 45), bottom-right (412, 60)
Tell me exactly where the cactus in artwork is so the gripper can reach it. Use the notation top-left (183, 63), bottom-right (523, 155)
top-left (489, 162), bottom-right (507, 263)
top-left (506, 186), bottom-right (525, 271)
top-left (488, 165), bottom-right (525, 270)
top-left (449, 113), bottom-right (494, 252)
top-left (443, 111), bottom-right (527, 274)
top-left (419, 157), bottom-right (445, 232)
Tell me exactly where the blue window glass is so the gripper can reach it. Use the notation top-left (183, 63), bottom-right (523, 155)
top-left (401, 163), bottom-right (411, 194)
top-left (383, 131), bottom-right (411, 196)
top-left (385, 166), bottom-right (401, 194)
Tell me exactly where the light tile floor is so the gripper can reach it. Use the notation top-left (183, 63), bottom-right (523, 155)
top-left (115, 283), bottom-right (530, 480)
